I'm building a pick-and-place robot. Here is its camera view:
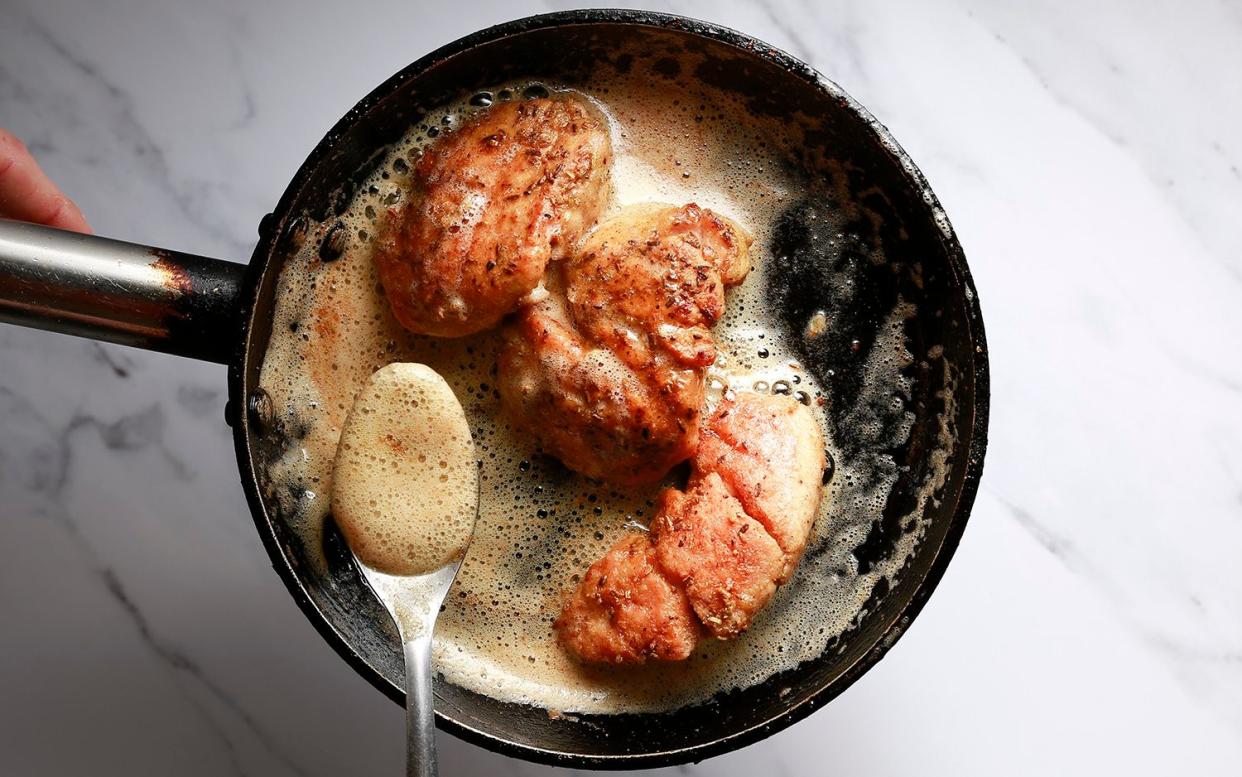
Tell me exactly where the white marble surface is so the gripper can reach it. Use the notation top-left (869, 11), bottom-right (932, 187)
top-left (2, 0), bottom-right (1241, 774)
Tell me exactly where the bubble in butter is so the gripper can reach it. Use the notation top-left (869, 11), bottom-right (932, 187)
top-left (330, 363), bottom-right (478, 576)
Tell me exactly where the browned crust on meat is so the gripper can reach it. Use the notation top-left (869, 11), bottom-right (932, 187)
top-left (651, 473), bottom-right (784, 639)
top-left (693, 394), bottom-right (826, 582)
top-left (497, 203), bottom-right (752, 486)
top-left (558, 394), bottom-right (826, 663)
top-left (374, 96), bottom-right (611, 337)
top-left (554, 534), bottom-right (700, 664)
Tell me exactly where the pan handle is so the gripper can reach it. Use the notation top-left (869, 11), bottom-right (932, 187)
top-left (0, 219), bottom-right (246, 364)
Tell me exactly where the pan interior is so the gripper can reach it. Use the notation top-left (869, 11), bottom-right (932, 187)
top-left (240, 16), bottom-right (982, 765)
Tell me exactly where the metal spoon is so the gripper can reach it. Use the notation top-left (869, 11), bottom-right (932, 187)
top-left (354, 540), bottom-right (475, 777)
top-left (330, 363), bottom-right (480, 777)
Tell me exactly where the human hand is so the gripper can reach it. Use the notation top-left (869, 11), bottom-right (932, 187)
top-left (0, 128), bottom-right (90, 233)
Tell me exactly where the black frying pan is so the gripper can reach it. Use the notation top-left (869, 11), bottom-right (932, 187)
top-left (0, 10), bottom-right (988, 769)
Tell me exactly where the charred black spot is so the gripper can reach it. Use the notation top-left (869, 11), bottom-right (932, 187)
top-left (320, 223), bottom-right (347, 262)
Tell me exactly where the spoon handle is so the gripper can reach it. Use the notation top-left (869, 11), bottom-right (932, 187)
top-left (403, 633), bottom-right (438, 777)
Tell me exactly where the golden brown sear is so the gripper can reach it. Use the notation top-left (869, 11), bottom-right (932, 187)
top-left (565, 203), bottom-right (752, 372)
top-left (694, 393), bottom-right (827, 583)
top-left (498, 293), bottom-right (695, 485)
top-left (558, 393), bottom-right (826, 663)
top-left (553, 534), bottom-right (700, 664)
top-left (498, 204), bottom-right (752, 485)
top-left (652, 472), bottom-right (784, 639)
top-left (374, 96), bottom-right (611, 337)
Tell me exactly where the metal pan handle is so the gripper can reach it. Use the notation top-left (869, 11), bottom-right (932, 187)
top-left (0, 219), bottom-right (245, 364)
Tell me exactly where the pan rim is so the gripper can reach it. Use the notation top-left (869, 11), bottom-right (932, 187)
top-left (230, 7), bottom-right (990, 769)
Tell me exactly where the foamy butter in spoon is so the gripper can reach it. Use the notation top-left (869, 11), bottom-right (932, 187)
top-left (331, 362), bottom-right (478, 777)
top-left (332, 362), bottom-right (478, 577)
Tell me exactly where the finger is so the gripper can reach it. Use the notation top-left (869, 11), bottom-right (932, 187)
top-left (0, 128), bottom-right (91, 234)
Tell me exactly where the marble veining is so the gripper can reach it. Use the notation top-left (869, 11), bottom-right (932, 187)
top-left (2, 0), bottom-right (1240, 775)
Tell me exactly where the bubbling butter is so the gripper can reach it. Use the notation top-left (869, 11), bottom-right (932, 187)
top-left (256, 46), bottom-right (955, 714)
top-left (331, 363), bottom-right (477, 576)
